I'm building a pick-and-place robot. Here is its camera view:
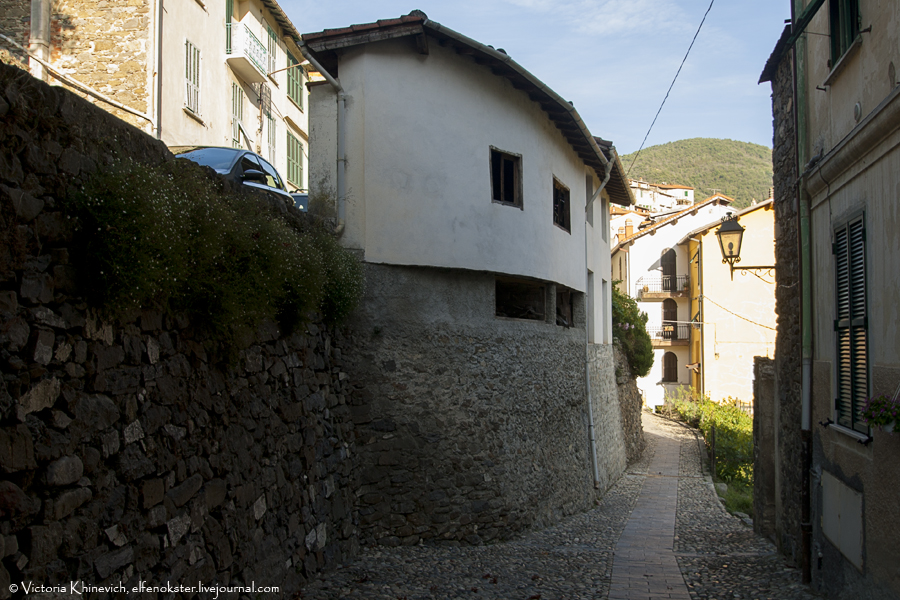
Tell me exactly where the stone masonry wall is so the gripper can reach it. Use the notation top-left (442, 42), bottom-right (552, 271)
top-left (2, 0), bottom-right (152, 131)
top-left (0, 63), bottom-right (358, 596)
top-left (344, 262), bottom-right (631, 547)
top-left (614, 345), bottom-right (645, 466)
top-left (770, 48), bottom-right (803, 565)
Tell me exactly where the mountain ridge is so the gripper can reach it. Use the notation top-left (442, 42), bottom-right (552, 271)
top-left (619, 138), bottom-right (773, 209)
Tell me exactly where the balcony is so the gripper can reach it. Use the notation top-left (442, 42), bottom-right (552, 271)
top-left (226, 22), bottom-right (268, 84)
top-left (647, 323), bottom-right (691, 347)
top-left (635, 275), bottom-right (690, 300)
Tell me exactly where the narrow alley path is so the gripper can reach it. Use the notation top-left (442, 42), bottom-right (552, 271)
top-left (296, 413), bottom-right (818, 599)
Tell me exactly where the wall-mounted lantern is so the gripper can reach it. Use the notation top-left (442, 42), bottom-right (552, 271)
top-left (715, 214), bottom-right (776, 280)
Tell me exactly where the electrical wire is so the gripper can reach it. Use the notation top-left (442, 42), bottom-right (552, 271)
top-left (702, 295), bottom-right (776, 331)
top-left (626, 0), bottom-right (717, 177)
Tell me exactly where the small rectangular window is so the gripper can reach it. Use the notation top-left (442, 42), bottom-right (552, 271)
top-left (184, 40), bottom-right (200, 114)
top-left (495, 278), bottom-right (544, 321)
top-left (553, 178), bottom-right (570, 232)
top-left (585, 175), bottom-right (594, 227)
top-left (829, 0), bottom-right (860, 63)
top-left (490, 148), bottom-right (522, 208)
top-left (556, 287), bottom-right (574, 327)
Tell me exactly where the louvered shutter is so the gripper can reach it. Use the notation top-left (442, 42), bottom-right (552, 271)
top-left (834, 216), bottom-right (867, 432)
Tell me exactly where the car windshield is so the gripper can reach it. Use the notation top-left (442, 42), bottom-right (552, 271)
top-left (175, 147), bottom-right (240, 173)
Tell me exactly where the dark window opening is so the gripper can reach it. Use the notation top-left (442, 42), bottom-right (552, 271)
top-left (662, 299), bottom-right (678, 340)
top-left (496, 278), bottom-right (545, 321)
top-left (663, 352), bottom-right (678, 383)
top-left (661, 248), bottom-right (676, 291)
top-left (556, 287), bottom-right (574, 327)
top-left (490, 148), bottom-right (522, 207)
top-left (829, 0), bottom-right (860, 64)
top-left (553, 178), bottom-right (570, 232)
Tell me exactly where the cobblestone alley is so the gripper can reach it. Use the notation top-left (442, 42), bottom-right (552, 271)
top-left (297, 412), bottom-right (819, 600)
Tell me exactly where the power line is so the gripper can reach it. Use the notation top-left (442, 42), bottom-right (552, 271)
top-left (626, 0), bottom-right (717, 177)
top-left (702, 295), bottom-right (776, 331)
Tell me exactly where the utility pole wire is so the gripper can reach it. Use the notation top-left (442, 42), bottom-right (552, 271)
top-left (626, 0), bottom-right (717, 177)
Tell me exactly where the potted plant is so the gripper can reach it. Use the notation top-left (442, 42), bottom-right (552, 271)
top-left (861, 393), bottom-right (900, 433)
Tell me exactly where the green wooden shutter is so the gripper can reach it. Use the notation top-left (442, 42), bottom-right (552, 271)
top-left (834, 216), bottom-right (867, 432)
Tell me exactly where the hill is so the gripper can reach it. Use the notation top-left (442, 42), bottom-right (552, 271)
top-left (619, 139), bottom-right (773, 209)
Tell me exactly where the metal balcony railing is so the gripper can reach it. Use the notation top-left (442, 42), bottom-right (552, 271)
top-left (635, 275), bottom-right (689, 297)
top-left (647, 323), bottom-right (691, 341)
top-left (226, 22), bottom-right (268, 77)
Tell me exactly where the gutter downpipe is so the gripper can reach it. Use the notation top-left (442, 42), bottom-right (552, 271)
top-left (584, 147), bottom-right (614, 488)
top-left (690, 237), bottom-right (704, 399)
top-left (297, 40), bottom-right (346, 229)
top-left (29, 0), bottom-right (50, 82)
top-left (153, 0), bottom-right (163, 138)
top-left (791, 0), bottom-right (813, 584)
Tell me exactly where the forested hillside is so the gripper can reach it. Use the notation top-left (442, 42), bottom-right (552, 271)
top-left (620, 138), bottom-right (773, 209)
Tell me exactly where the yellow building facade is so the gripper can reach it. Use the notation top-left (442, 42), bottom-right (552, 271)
top-left (681, 200), bottom-right (776, 406)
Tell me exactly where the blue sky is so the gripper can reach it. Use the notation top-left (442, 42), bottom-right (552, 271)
top-left (281, 0), bottom-right (791, 155)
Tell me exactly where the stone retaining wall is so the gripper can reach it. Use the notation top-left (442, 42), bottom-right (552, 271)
top-left (344, 263), bottom-right (632, 546)
top-left (614, 345), bottom-right (645, 466)
top-left (0, 63), bottom-right (358, 596)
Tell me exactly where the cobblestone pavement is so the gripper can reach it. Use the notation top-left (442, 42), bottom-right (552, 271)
top-left (296, 412), bottom-right (819, 599)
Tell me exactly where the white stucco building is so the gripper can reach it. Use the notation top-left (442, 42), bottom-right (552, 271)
top-left (300, 11), bottom-right (638, 545)
top-left (629, 180), bottom-right (695, 213)
top-left (9, 0), bottom-right (310, 192)
top-left (612, 195), bottom-right (735, 407)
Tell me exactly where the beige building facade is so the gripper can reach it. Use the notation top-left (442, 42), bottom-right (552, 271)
top-left (1, 0), bottom-right (309, 192)
top-left (759, 0), bottom-right (900, 596)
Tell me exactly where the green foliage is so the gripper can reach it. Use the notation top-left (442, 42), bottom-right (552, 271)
top-left (621, 138), bottom-right (773, 209)
top-left (611, 282), bottom-right (653, 377)
top-left (66, 158), bottom-right (363, 351)
top-left (663, 387), bottom-right (753, 485)
top-left (718, 480), bottom-right (754, 517)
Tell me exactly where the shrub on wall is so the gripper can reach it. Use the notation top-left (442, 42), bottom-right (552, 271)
top-left (66, 158), bottom-right (363, 347)
top-left (611, 283), bottom-right (653, 377)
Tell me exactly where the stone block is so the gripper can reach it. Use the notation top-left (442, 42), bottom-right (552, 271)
top-left (167, 513), bottom-right (191, 545)
top-left (0, 481), bottom-right (38, 518)
top-left (25, 523), bottom-right (63, 567)
top-left (4, 318), bottom-right (29, 352)
top-left (0, 291), bottom-right (18, 313)
top-left (45, 487), bottom-right (91, 521)
top-left (142, 478), bottom-right (165, 509)
top-left (167, 474), bottom-right (203, 508)
top-left (204, 478), bottom-right (227, 510)
top-left (46, 455), bottom-right (84, 486)
top-left (0, 424), bottom-right (36, 473)
top-left (20, 273), bottom-right (53, 304)
top-left (94, 545), bottom-right (133, 579)
top-left (116, 444), bottom-right (154, 481)
top-left (15, 377), bottom-right (61, 421)
top-left (29, 329), bottom-right (55, 365)
top-left (73, 394), bottom-right (119, 431)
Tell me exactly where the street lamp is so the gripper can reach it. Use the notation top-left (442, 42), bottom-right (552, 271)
top-left (715, 214), bottom-right (776, 280)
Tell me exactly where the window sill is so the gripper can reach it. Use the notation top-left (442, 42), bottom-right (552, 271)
top-left (183, 107), bottom-right (205, 126)
top-left (553, 223), bottom-right (571, 234)
top-left (828, 422), bottom-right (871, 444)
top-left (492, 199), bottom-right (523, 210)
top-left (823, 35), bottom-right (862, 87)
top-left (288, 95), bottom-right (304, 113)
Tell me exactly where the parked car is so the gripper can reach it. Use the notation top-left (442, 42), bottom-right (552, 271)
top-left (171, 146), bottom-right (293, 206)
top-left (290, 192), bottom-right (308, 212)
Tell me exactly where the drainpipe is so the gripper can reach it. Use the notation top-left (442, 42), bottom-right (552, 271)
top-left (690, 237), bottom-right (704, 399)
top-left (152, 0), bottom-right (163, 138)
top-left (791, 0), bottom-right (813, 584)
top-left (297, 40), bottom-right (346, 229)
top-left (584, 147), bottom-right (614, 489)
top-left (29, 0), bottom-right (51, 81)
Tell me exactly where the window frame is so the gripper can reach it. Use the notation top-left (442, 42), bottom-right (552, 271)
top-left (184, 39), bottom-right (201, 115)
top-left (286, 129), bottom-right (304, 191)
top-left (287, 52), bottom-right (305, 111)
top-left (832, 211), bottom-right (868, 435)
top-left (266, 23), bottom-right (278, 79)
top-left (662, 352), bottom-right (678, 383)
top-left (829, 0), bottom-right (860, 65)
top-left (489, 147), bottom-right (522, 209)
top-left (553, 177), bottom-right (571, 233)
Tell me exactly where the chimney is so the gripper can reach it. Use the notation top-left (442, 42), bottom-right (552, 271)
top-left (618, 226), bottom-right (625, 239)
top-left (625, 219), bottom-right (633, 238)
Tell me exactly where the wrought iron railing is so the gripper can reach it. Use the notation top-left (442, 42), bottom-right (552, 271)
top-left (226, 22), bottom-right (268, 76)
top-left (635, 275), bottom-right (689, 297)
top-left (647, 323), bottom-right (691, 341)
